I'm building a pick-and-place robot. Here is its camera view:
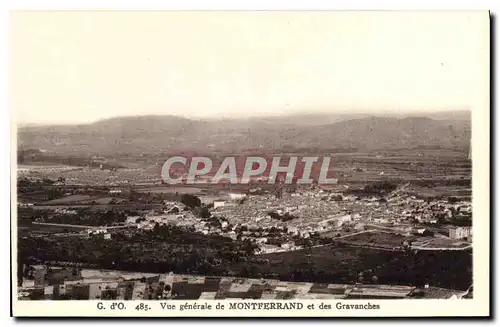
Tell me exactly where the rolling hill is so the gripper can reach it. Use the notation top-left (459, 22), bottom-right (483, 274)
top-left (17, 113), bottom-right (471, 155)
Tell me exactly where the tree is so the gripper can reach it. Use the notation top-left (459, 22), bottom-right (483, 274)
top-left (331, 194), bottom-right (343, 201)
top-left (200, 207), bottom-right (211, 219)
top-left (358, 272), bottom-right (364, 284)
top-left (180, 194), bottom-right (201, 209)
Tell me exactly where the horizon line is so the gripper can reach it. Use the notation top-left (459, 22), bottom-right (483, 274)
top-left (16, 108), bottom-right (471, 127)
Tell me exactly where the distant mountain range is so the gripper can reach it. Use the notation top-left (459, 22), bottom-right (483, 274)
top-left (17, 111), bottom-right (471, 155)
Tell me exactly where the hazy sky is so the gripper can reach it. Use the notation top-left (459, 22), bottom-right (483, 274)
top-left (10, 11), bottom-right (489, 124)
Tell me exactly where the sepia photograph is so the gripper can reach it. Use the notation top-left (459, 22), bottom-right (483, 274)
top-left (10, 10), bottom-right (490, 317)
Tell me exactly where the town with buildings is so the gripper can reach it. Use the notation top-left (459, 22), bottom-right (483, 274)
top-left (19, 266), bottom-right (472, 301)
top-left (17, 155), bottom-right (473, 301)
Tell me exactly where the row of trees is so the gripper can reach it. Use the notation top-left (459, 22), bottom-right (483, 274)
top-left (18, 224), bottom-right (258, 277)
top-left (230, 246), bottom-right (472, 290)
top-left (19, 207), bottom-right (128, 226)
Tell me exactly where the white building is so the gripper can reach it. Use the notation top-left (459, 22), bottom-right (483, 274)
top-left (336, 215), bottom-right (353, 227)
top-left (229, 193), bottom-right (246, 200)
top-left (126, 216), bottom-right (141, 224)
top-left (87, 228), bottom-right (107, 235)
top-left (228, 231), bottom-right (237, 239)
top-left (281, 242), bottom-right (295, 250)
top-left (449, 227), bottom-right (472, 240)
top-left (214, 201), bottom-right (226, 209)
top-left (138, 221), bottom-right (155, 230)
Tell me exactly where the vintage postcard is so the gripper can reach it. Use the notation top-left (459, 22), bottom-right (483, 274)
top-left (10, 11), bottom-right (490, 317)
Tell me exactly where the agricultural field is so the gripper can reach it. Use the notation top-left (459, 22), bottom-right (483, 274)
top-left (136, 186), bottom-right (203, 194)
top-left (337, 231), bottom-right (411, 247)
top-left (39, 195), bottom-right (127, 206)
top-left (412, 237), bottom-right (471, 249)
top-left (17, 225), bottom-right (85, 240)
top-left (42, 195), bottom-right (95, 205)
top-left (329, 150), bottom-right (471, 198)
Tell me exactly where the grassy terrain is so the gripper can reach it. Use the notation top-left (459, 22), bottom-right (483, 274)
top-left (338, 231), bottom-right (411, 247)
